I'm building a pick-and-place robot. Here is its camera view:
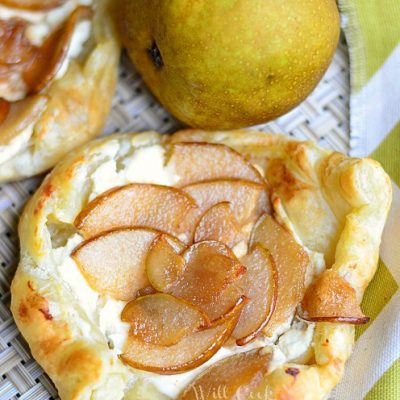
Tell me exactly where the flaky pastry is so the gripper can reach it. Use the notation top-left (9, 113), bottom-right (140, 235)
top-left (11, 130), bottom-right (391, 399)
top-left (0, 0), bottom-right (120, 182)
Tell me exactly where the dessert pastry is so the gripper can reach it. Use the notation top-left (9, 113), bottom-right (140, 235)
top-left (11, 130), bottom-right (391, 399)
top-left (0, 0), bottom-right (120, 182)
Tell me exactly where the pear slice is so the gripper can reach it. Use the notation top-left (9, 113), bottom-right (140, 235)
top-left (136, 285), bottom-right (157, 297)
top-left (146, 235), bottom-right (186, 292)
top-left (71, 228), bottom-right (184, 301)
top-left (194, 202), bottom-right (243, 247)
top-left (233, 245), bottom-right (277, 346)
top-left (0, 7), bottom-right (90, 94)
top-left (119, 296), bottom-right (246, 374)
top-left (74, 183), bottom-right (197, 239)
top-left (204, 284), bottom-right (246, 324)
top-left (179, 348), bottom-right (272, 400)
top-left (0, 96), bottom-right (47, 146)
top-left (0, 99), bottom-right (10, 125)
top-left (169, 241), bottom-right (246, 306)
top-left (0, 0), bottom-right (66, 10)
top-left (251, 214), bottom-right (309, 336)
top-left (25, 6), bottom-right (93, 94)
top-left (0, 18), bottom-right (37, 69)
top-left (121, 293), bottom-right (210, 346)
top-left (300, 270), bottom-right (369, 324)
top-left (167, 143), bottom-right (265, 187)
top-left (182, 179), bottom-right (269, 241)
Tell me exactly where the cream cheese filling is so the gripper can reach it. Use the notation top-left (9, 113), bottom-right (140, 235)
top-left (49, 144), bottom-right (325, 399)
top-left (0, 0), bottom-right (92, 101)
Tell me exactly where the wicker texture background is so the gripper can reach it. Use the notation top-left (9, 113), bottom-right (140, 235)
top-left (0, 37), bottom-right (349, 400)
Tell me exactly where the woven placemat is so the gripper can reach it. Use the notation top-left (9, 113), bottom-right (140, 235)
top-left (0, 37), bottom-right (349, 400)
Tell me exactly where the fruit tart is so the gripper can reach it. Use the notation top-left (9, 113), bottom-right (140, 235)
top-left (0, 0), bottom-right (120, 182)
top-left (11, 130), bottom-right (391, 399)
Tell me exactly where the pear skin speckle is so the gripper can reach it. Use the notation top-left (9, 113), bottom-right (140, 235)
top-left (119, 0), bottom-right (340, 129)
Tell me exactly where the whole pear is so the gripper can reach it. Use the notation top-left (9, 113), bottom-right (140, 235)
top-left (119, 0), bottom-right (340, 129)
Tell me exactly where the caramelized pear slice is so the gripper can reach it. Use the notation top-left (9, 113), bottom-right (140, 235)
top-left (121, 294), bottom-right (210, 346)
top-left (167, 143), bottom-right (265, 186)
top-left (193, 283), bottom-right (241, 322)
top-left (169, 241), bottom-right (246, 306)
top-left (300, 270), bottom-right (369, 324)
top-left (180, 348), bottom-right (272, 400)
top-left (0, 18), bottom-right (36, 67)
top-left (251, 214), bottom-right (309, 336)
top-left (0, 96), bottom-right (47, 145)
top-left (25, 6), bottom-right (93, 94)
top-left (182, 179), bottom-right (269, 242)
top-left (0, 99), bottom-right (10, 126)
top-left (71, 228), bottom-right (184, 301)
top-left (74, 183), bottom-right (197, 239)
top-left (136, 285), bottom-right (157, 297)
top-left (184, 179), bottom-right (268, 224)
top-left (146, 235), bottom-right (186, 292)
top-left (0, 18), bottom-right (37, 100)
top-left (233, 245), bottom-right (277, 345)
top-left (194, 202), bottom-right (242, 247)
top-left (0, 7), bottom-right (90, 95)
top-left (0, 0), bottom-right (66, 10)
top-left (119, 296), bottom-right (246, 374)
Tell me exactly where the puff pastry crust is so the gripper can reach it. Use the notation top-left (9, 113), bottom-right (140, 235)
top-left (11, 130), bottom-right (392, 399)
top-left (0, 0), bottom-right (120, 182)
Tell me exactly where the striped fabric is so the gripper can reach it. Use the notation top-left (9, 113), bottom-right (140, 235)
top-left (333, 1), bottom-right (400, 399)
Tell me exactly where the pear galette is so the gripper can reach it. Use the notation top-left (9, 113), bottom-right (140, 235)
top-left (11, 130), bottom-right (391, 399)
top-left (0, 0), bottom-right (119, 182)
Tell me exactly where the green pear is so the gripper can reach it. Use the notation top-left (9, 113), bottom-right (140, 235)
top-left (119, 0), bottom-right (340, 129)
